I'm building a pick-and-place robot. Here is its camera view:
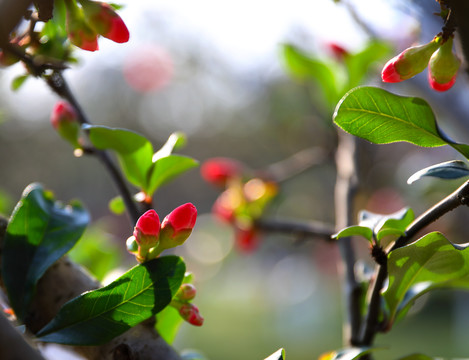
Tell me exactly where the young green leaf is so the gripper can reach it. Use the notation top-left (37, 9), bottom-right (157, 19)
top-left (333, 86), bottom-right (469, 159)
top-left (155, 305), bottom-right (184, 345)
top-left (108, 195), bottom-right (125, 215)
top-left (264, 348), bottom-right (286, 360)
top-left (36, 256), bottom-right (186, 345)
top-left (11, 75), bottom-right (29, 91)
top-left (146, 155), bottom-right (199, 195)
top-left (86, 125), bottom-right (154, 189)
top-left (281, 43), bottom-right (340, 107)
top-left (332, 226), bottom-right (373, 243)
top-left (319, 347), bottom-right (376, 360)
top-left (376, 207), bottom-right (414, 241)
top-left (407, 160), bottom-right (469, 185)
top-left (384, 232), bottom-right (469, 325)
top-left (2, 183), bottom-right (89, 321)
top-left (153, 132), bottom-right (187, 162)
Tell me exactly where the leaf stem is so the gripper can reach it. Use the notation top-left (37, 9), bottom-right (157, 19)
top-left (360, 179), bottom-right (469, 346)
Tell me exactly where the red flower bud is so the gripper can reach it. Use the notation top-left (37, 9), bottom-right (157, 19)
top-left (133, 209), bottom-right (160, 247)
top-left (428, 37), bottom-right (460, 92)
top-left (159, 203), bottom-right (197, 248)
top-left (327, 42), bottom-right (348, 61)
top-left (235, 227), bottom-right (260, 253)
top-left (201, 158), bottom-right (243, 187)
top-left (179, 303), bottom-right (204, 326)
top-left (382, 38), bottom-right (440, 83)
top-left (50, 101), bottom-right (81, 148)
top-left (66, 3), bottom-right (99, 52)
top-left (81, 0), bottom-right (129, 43)
top-left (176, 283), bottom-right (197, 301)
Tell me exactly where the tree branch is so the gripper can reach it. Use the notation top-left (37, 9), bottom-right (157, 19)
top-left (334, 132), bottom-right (362, 346)
top-left (0, 216), bottom-right (182, 360)
top-left (360, 179), bottom-right (469, 346)
top-left (255, 217), bottom-right (334, 242)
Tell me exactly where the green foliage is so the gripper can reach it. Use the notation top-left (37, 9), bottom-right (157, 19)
top-left (333, 208), bottom-right (414, 244)
top-left (37, 256), bottom-right (186, 345)
top-left (2, 183), bottom-right (89, 321)
top-left (397, 354), bottom-right (434, 360)
top-left (67, 222), bottom-right (123, 281)
top-left (155, 305), bottom-right (184, 344)
top-left (407, 160), bottom-right (469, 184)
top-left (333, 86), bottom-right (469, 159)
top-left (11, 75), bottom-right (29, 91)
top-left (384, 232), bottom-right (469, 326)
top-left (86, 126), bottom-right (198, 196)
top-left (319, 347), bottom-right (376, 360)
top-left (264, 348), bottom-right (285, 360)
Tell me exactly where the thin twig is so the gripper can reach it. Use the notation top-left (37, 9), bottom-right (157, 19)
top-left (360, 180), bottom-right (469, 346)
top-left (334, 131), bottom-right (362, 346)
top-left (255, 218), bottom-right (335, 242)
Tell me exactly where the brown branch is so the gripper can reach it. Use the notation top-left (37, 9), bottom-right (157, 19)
top-left (0, 216), bottom-right (182, 360)
top-left (334, 132), bottom-right (362, 346)
top-left (360, 179), bottom-right (469, 346)
top-left (255, 217), bottom-right (335, 242)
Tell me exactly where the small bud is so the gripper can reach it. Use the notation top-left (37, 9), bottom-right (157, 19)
top-left (327, 42), bottom-right (348, 61)
top-left (50, 101), bottom-right (81, 148)
top-left (159, 203), bottom-right (197, 249)
top-left (179, 303), bottom-right (204, 326)
top-left (235, 227), bottom-right (260, 253)
top-left (428, 37), bottom-right (460, 92)
top-left (176, 283), bottom-right (197, 301)
top-left (133, 209), bottom-right (160, 248)
top-left (201, 158), bottom-right (243, 187)
top-left (80, 0), bottom-right (129, 43)
top-left (126, 236), bottom-right (138, 253)
top-left (65, 1), bottom-right (99, 51)
top-left (382, 38), bottom-right (440, 83)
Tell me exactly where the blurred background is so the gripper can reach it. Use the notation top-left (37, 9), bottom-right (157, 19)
top-left (2, 0), bottom-right (469, 359)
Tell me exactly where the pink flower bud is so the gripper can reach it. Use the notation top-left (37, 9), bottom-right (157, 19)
top-left (327, 42), bottom-right (348, 61)
top-left (428, 37), bottom-right (460, 92)
top-left (179, 303), bottom-right (204, 326)
top-left (50, 101), bottom-right (81, 148)
top-left (235, 227), bottom-right (260, 253)
top-left (66, 5), bottom-right (99, 52)
top-left (133, 209), bottom-right (160, 247)
top-left (176, 283), bottom-right (197, 301)
top-left (382, 38), bottom-right (440, 83)
top-left (81, 0), bottom-right (129, 43)
top-left (159, 203), bottom-right (197, 248)
top-left (201, 158), bottom-right (243, 187)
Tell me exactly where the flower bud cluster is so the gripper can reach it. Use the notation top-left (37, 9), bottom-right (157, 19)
top-left (201, 158), bottom-right (278, 253)
top-left (381, 36), bottom-right (460, 92)
top-left (65, 0), bottom-right (129, 52)
top-left (126, 204), bottom-right (197, 262)
top-left (170, 282), bottom-right (204, 326)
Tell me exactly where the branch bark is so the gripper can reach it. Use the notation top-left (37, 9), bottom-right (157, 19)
top-left (0, 216), bottom-right (182, 360)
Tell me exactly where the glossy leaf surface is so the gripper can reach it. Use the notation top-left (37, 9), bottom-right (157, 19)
top-left (333, 86), bottom-right (469, 159)
top-left (153, 132), bottom-right (187, 162)
top-left (86, 125), bottom-right (153, 189)
top-left (407, 160), bottom-right (469, 184)
top-left (37, 256), bottom-right (185, 345)
top-left (2, 183), bottom-right (89, 321)
top-left (384, 232), bottom-right (469, 324)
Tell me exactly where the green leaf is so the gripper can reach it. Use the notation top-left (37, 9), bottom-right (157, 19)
top-left (344, 40), bottom-right (391, 89)
top-left (108, 195), bottom-right (125, 215)
top-left (156, 306), bottom-right (184, 345)
top-left (86, 125), bottom-right (154, 189)
top-left (397, 354), bottom-right (434, 360)
top-left (264, 348), bottom-right (285, 360)
top-left (407, 160), bottom-right (469, 184)
top-left (333, 86), bottom-right (469, 159)
top-left (333, 226), bottom-right (373, 242)
top-left (281, 43), bottom-right (340, 106)
top-left (147, 155), bottom-right (199, 195)
top-left (37, 256), bottom-right (186, 345)
top-left (2, 183), bottom-right (89, 321)
top-left (384, 232), bottom-right (469, 325)
top-left (319, 347), bottom-right (376, 360)
top-left (11, 75), bottom-right (29, 91)
top-left (376, 208), bottom-right (414, 241)
top-left (153, 132), bottom-right (187, 162)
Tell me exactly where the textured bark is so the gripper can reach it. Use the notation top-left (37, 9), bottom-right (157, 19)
top-left (0, 216), bottom-right (182, 360)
